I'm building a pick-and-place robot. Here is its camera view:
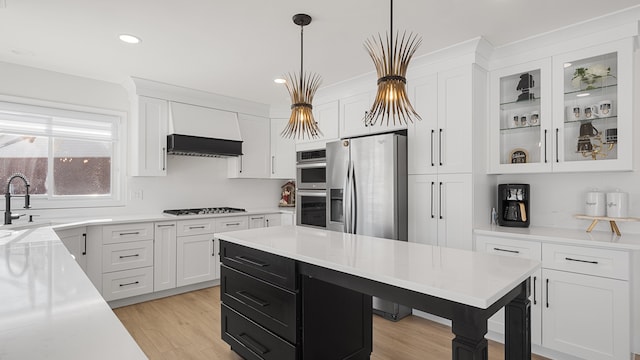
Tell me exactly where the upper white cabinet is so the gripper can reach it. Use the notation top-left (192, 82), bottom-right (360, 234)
top-left (295, 100), bottom-right (340, 147)
top-left (340, 92), bottom-right (373, 138)
top-left (270, 118), bottom-right (295, 179)
top-left (228, 114), bottom-right (271, 178)
top-left (408, 66), bottom-right (475, 175)
top-left (489, 38), bottom-right (634, 173)
top-left (130, 96), bottom-right (168, 176)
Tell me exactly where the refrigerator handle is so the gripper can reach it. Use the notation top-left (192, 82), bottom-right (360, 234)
top-left (351, 162), bottom-right (357, 234)
top-left (343, 162), bottom-right (351, 233)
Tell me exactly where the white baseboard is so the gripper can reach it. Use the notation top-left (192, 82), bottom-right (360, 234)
top-left (107, 280), bottom-right (219, 308)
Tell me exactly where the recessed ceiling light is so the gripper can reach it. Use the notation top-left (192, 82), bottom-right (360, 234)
top-left (119, 34), bottom-right (141, 44)
top-left (564, 62), bottom-right (572, 68)
top-left (577, 93), bottom-right (590, 97)
top-left (274, 78), bottom-right (286, 84)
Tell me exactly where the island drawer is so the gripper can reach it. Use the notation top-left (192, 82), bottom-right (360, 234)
top-left (542, 243), bottom-right (629, 280)
top-left (221, 265), bottom-right (298, 343)
top-left (102, 266), bottom-right (153, 301)
top-left (102, 222), bottom-right (153, 244)
top-left (102, 240), bottom-right (153, 273)
top-left (222, 304), bottom-right (296, 360)
top-left (220, 241), bottom-right (296, 290)
top-left (177, 218), bottom-right (216, 236)
top-left (475, 235), bottom-right (541, 260)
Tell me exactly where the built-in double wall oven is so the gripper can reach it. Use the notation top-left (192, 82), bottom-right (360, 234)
top-left (296, 149), bottom-right (327, 229)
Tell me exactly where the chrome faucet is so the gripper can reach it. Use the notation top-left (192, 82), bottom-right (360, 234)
top-left (4, 173), bottom-right (31, 225)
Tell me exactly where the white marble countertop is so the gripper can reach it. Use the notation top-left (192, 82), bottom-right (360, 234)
top-left (0, 227), bottom-right (147, 359)
top-left (474, 225), bottom-right (640, 251)
top-left (214, 226), bottom-right (540, 309)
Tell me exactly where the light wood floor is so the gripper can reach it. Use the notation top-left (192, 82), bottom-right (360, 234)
top-left (113, 286), bottom-right (565, 360)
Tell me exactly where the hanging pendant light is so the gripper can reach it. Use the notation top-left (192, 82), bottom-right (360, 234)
top-left (364, 0), bottom-right (422, 126)
top-left (281, 13), bottom-right (323, 139)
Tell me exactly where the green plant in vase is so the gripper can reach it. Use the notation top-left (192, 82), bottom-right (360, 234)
top-left (571, 64), bottom-right (613, 90)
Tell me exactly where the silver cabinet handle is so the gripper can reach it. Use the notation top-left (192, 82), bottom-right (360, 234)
top-left (226, 222), bottom-right (241, 226)
top-left (120, 281), bottom-right (139, 287)
top-left (430, 129), bottom-right (435, 167)
top-left (189, 226), bottom-right (206, 229)
top-left (271, 156), bottom-right (275, 174)
top-left (250, 217), bottom-right (264, 220)
top-left (157, 224), bottom-right (175, 228)
top-left (438, 128), bottom-right (443, 166)
top-left (119, 254), bottom-right (140, 259)
top-left (565, 257), bottom-right (598, 265)
top-left (239, 156), bottom-right (243, 173)
top-left (119, 231), bottom-right (140, 236)
top-left (82, 233), bottom-right (87, 256)
top-left (439, 181), bottom-right (443, 220)
top-left (430, 181), bottom-right (435, 219)
top-left (493, 247), bottom-right (520, 254)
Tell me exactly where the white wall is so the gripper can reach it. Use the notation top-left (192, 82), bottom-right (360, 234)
top-left (0, 61), bottom-right (285, 220)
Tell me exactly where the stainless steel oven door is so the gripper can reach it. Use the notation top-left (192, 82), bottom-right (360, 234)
top-left (296, 162), bottom-right (326, 190)
top-left (296, 189), bottom-right (327, 228)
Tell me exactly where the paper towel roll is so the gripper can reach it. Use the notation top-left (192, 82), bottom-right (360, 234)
top-left (585, 191), bottom-right (606, 216)
top-left (606, 192), bottom-right (628, 218)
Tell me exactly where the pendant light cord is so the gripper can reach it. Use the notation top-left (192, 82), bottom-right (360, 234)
top-left (300, 24), bottom-right (304, 89)
top-left (389, 0), bottom-right (394, 73)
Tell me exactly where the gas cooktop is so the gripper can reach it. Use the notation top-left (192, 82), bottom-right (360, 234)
top-left (163, 207), bottom-right (246, 216)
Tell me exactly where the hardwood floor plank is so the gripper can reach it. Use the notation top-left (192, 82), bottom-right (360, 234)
top-left (115, 286), bottom-right (633, 360)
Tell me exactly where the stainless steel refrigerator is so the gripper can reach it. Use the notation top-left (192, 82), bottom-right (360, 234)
top-left (326, 132), bottom-right (411, 321)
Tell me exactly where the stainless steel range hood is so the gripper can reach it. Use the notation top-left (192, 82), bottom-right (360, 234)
top-left (167, 101), bottom-right (243, 157)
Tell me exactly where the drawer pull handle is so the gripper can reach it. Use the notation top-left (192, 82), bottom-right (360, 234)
top-left (226, 222), bottom-right (241, 226)
top-left (119, 254), bottom-right (140, 259)
top-left (119, 231), bottom-right (140, 236)
top-left (236, 291), bottom-right (270, 307)
top-left (250, 217), bottom-right (264, 220)
top-left (565, 257), bottom-right (598, 265)
top-left (239, 333), bottom-right (269, 355)
top-left (235, 255), bottom-right (268, 267)
top-left (120, 281), bottom-right (139, 287)
top-left (189, 226), bottom-right (206, 229)
top-left (493, 247), bottom-right (520, 254)
top-left (157, 224), bottom-right (175, 228)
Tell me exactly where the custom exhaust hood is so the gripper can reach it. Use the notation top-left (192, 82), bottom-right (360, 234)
top-left (167, 102), bottom-right (243, 157)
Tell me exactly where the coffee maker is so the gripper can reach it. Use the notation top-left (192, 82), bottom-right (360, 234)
top-left (498, 184), bottom-right (530, 227)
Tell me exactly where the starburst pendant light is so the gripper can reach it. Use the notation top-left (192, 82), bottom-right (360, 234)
top-left (281, 14), bottom-right (323, 139)
top-left (364, 0), bottom-right (422, 126)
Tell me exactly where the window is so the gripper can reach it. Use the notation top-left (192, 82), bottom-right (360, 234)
top-left (0, 99), bottom-right (123, 208)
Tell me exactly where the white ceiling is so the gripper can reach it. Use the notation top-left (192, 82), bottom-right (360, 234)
top-left (1, 0), bottom-right (640, 107)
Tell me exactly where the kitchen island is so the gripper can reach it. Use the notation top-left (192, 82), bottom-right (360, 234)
top-left (214, 225), bottom-right (540, 360)
top-left (0, 227), bottom-right (147, 360)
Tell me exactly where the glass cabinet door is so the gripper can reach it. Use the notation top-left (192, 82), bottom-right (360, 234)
top-left (561, 52), bottom-right (618, 163)
top-left (489, 59), bottom-right (551, 174)
top-left (552, 38), bottom-right (633, 172)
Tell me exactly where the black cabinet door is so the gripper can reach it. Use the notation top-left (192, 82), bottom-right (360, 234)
top-left (221, 265), bottom-right (298, 343)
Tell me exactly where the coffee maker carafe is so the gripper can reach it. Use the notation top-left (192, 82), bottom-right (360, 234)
top-left (498, 184), bottom-right (530, 227)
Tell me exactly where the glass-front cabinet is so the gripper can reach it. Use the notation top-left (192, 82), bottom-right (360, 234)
top-left (489, 38), bottom-right (633, 174)
top-left (489, 59), bottom-right (552, 174)
top-left (551, 38), bottom-right (633, 172)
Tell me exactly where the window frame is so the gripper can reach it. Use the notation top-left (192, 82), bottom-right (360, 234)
top-left (0, 94), bottom-right (126, 210)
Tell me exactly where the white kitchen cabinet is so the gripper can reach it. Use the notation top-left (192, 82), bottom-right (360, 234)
top-left (475, 236), bottom-right (543, 346)
top-left (228, 113), bottom-right (271, 178)
top-left (408, 173), bottom-right (472, 250)
top-left (473, 230), bottom-right (633, 360)
top-left (265, 213), bottom-right (282, 227)
top-left (408, 66), bottom-right (474, 175)
top-left (339, 92), bottom-right (373, 138)
top-left (176, 233), bottom-right (217, 287)
top-left (295, 100), bottom-right (340, 146)
top-left (542, 268), bottom-right (629, 360)
top-left (130, 96), bottom-right (168, 176)
top-left (248, 214), bottom-right (265, 228)
top-left (55, 227), bottom-right (88, 272)
top-left (488, 38), bottom-right (634, 174)
top-left (214, 216), bottom-right (248, 232)
top-left (154, 221), bottom-right (177, 292)
top-left (270, 118), bottom-right (295, 179)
